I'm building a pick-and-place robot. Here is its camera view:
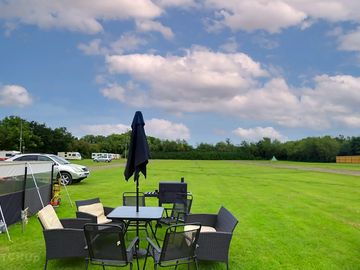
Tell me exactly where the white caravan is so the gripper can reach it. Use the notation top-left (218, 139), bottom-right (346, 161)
top-left (57, 152), bottom-right (82, 160)
top-left (0, 150), bottom-right (21, 161)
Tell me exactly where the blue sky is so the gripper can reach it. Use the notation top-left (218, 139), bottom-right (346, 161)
top-left (0, 0), bottom-right (359, 145)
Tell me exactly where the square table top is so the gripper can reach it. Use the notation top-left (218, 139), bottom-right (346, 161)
top-left (107, 206), bottom-right (164, 221)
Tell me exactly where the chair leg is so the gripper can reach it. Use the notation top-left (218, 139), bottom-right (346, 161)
top-left (136, 253), bottom-right (139, 270)
top-left (85, 258), bottom-right (89, 270)
top-left (44, 259), bottom-right (48, 270)
top-left (226, 262), bottom-right (229, 270)
top-left (195, 259), bottom-right (199, 270)
top-left (142, 244), bottom-right (150, 270)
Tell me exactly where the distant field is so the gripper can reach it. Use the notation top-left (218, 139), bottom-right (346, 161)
top-left (236, 160), bottom-right (360, 171)
top-left (1, 160), bottom-right (359, 269)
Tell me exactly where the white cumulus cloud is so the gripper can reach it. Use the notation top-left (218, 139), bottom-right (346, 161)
top-left (100, 84), bottom-right (126, 102)
top-left (136, 20), bottom-right (174, 40)
top-left (103, 46), bottom-right (360, 130)
top-left (154, 0), bottom-right (196, 8)
top-left (78, 33), bottom-right (148, 56)
top-left (233, 127), bottom-right (288, 142)
top-left (146, 118), bottom-right (190, 140)
top-left (79, 118), bottom-right (190, 140)
top-left (80, 124), bottom-right (130, 136)
top-left (0, 84), bottom-right (33, 107)
top-left (338, 27), bottom-right (360, 52)
top-left (204, 0), bottom-right (360, 33)
top-left (106, 46), bottom-right (268, 111)
top-left (0, 0), bottom-right (162, 34)
top-left (78, 39), bottom-right (106, 55)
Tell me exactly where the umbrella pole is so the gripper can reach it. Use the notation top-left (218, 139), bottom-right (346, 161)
top-left (136, 175), bottom-right (139, 212)
top-left (135, 174), bottom-right (140, 252)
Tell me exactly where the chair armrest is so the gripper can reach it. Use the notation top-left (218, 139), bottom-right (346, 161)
top-left (44, 228), bottom-right (84, 239)
top-left (126, 236), bottom-right (139, 253)
top-left (196, 231), bottom-right (233, 262)
top-left (76, 211), bottom-right (97, 223)
top-left (61, 218), bottom-right (91, 229)
top-left (186, 214), bottom-right (217, 227)
top-left (103, 206), bottom-right (114, 216)
top-left (175, 211), bottom-right (187, 223)
top-left (146, 237), bottom-right (161, 254)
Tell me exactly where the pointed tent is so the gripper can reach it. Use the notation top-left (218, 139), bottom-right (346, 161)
top-left (271, 156), bottom-right (277, 161)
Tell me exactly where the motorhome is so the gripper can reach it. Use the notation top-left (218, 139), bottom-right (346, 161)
top-left (0, 150), bottom-right (21, 161)
top-left (91, 153), bottom-right (121, 160)
top-left (57, 152), bottom-right (82, 160)
top-left (91, 152), bottom-right (112, 162)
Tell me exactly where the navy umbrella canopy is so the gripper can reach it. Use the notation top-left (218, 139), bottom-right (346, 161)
top-left (124, 111), bottom-right (150, 212)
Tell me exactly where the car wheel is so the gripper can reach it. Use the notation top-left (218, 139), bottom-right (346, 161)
top-left (60, 172), bottom-right (72, 185)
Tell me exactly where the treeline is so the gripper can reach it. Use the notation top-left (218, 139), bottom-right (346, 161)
top-left (1, 116), bottom-right (359, 162)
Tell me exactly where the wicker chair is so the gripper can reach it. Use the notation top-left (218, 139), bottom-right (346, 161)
top-left (75, 198), bottom-right (114, 223)
top-left (84, 223), bottom-right (139, 270)
top-left (143, 223), bottom-right (201, 270)
top-left (186, 206), bottom-right (238, 270)
top-left (38, 205), bottom-right (90, 270)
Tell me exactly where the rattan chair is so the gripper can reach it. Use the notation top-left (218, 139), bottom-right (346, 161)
top-left (75, 197), bottom-right (114, 223)
top-left (143, 223), bottom-right (201, 270)
top-left (186, 206), bottom-right (238, 270)
top-left (84, 223), bottom-right (139, 270)
top-left (38, 205), bottom-right (90, 270)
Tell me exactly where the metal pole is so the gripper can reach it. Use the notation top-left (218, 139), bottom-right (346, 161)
top-left (27, 163), bottom-right (44, 208)
top-left (136, 175), bottom-right (139, 213)
top-left (58, 171), bottom-right (74, 208)
top-left (19, 120), bottom-right (23, 153)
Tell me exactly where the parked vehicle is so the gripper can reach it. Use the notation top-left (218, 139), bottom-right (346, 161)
top-left (0, 150), bottom-right (21, 161)
top-left (6, 153), bottom-right (90, 185)
top-left (92, 153), bottom-right (113, 162)
top-left (57, 152), bottom-right (82, 160)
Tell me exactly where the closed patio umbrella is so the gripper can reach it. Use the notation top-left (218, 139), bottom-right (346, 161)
top-left (124, 111), bottom-right (150, 212)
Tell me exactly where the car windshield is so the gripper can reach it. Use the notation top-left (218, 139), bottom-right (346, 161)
top-left (50, 155), bottom-right (70, 165)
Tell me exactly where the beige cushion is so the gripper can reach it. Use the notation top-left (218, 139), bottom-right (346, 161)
top-left (185, 225), bottom-right (217, 233)
top-left (38, 205), bottom-right (64, 230)
top-left (78, 202), bottom-right (112, 224)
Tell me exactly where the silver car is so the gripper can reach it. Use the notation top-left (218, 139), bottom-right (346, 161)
top-left (6, 153), bottom-right (90, 185)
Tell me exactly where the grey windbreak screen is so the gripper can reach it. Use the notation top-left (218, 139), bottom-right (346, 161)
top-left (0, 162), bottom-right (53, 225)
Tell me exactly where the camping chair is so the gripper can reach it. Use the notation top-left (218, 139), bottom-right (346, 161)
top-left (75, 198), bottom-right (114, 224)
top-left (186, 206), bottom-right (238, 270)
top-left (84, 223), bottom-right (139, 270)
top-left (37, 205), bottom-right (90, 270)
top-left (143, 223), bottom-right (201, 270)
top-left (122, 192), bottom-right (150, 236)
top-left (155, 194), bottom-right (193, 236)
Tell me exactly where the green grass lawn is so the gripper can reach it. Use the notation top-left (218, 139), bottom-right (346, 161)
top-left (1, 160), bottom-right (359, 270)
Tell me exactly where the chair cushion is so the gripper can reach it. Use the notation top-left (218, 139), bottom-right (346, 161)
top-left (185, 225), bottom-right (216, 233)
top-left (38, 205), bottom-right (64, 230)
top-left (78, 202), bottom-right (112, 224)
